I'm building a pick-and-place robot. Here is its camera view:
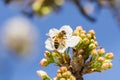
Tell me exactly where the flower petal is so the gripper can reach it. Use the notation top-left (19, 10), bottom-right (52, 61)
top-left (66, 36), bottom-right (80, 47)
top-left (45, 38), bottom-right (54, 50)
top-left (57, 45), bottom-right (67, 53)
top-left (60, 25), bottom-right (73, 37)
top-left (47, 28), bottom-right (59, 38)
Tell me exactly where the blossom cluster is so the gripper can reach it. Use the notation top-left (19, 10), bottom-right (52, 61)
top-left (54, 66), bottom-right (76, 80)
top-left (37, 25), bottom-right (114, 80)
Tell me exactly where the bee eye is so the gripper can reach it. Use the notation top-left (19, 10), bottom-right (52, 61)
top-left (61, 30), bottom-right (66, 35)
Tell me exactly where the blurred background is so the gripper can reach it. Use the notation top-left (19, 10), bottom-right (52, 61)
top-left (0, 0), bottom-right (120, 80)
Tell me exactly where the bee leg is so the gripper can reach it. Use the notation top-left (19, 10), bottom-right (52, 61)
top-left (61, 41), bottom-right (66, 47)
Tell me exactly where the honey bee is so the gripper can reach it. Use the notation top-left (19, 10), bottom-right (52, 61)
top-left (53, 30), bottom-right (67, 49)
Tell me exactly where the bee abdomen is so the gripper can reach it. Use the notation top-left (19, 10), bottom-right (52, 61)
top-left (54, 41), bottom-right (59, 49)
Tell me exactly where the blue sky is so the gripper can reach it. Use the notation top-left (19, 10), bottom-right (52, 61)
top-left (0, 1), bottom-right (120, 80)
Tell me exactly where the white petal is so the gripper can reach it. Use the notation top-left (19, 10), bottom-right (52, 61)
top-left (66, 36), bottom-right (80, 47)
top-left (60, 25), bottom-right (73, 37)
top-left (47, 28), bottom-right (59, 38)
top-left (57, 46), bottom-right (67, 53)
top-left (36, 70), bottom-right (47, 78)
top-left (45, 38), bottom-right (54, 50)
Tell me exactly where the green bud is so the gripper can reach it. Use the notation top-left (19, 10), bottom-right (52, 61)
top-left (91, 49), bottom-right (98, 55)
top-left (62, 71), bottom-right (71, 77)
top-left (105, 52), bottom-right (114, 59)
top-left (40, 58), bottom-right (48, 67)
top-left (98, 48), bottom-right (105, 56)
top-left (97, 57), bottom-right (105, 62)
top-left (89, 43), bottom-right (96, 49)
top-left (60, 66), bottom-right (67, 72)
top-left (41, 6), bottom-right (52, 15)
top-left (60, 78), bottom-right (66, 80)
top-left (70, 76), bottom-right (76, 80)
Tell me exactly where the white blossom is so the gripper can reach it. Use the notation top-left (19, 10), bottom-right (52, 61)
top-left (45, 25), bottom-right (80, 53)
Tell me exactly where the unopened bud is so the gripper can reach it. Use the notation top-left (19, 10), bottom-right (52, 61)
top-left (76, 26), bottom-right (83, 31)
top-left (91, 49), bottom-right (98, 55)
top-left (90, 39), bottom-right (95, 43)
top-left (98, 48), bottom-right (105, 55)
top-left (60, 78), bottom-right (66, 80)
top-left (83, 38), bottom-right (89, 45)
top-left (37, 70), bottom-right (48, 79)
top-left (105, 52), bottom-right (114, 59)
top-left (89, 30), bottom-right (95, 35)
top-left (32, 1), bottom-right (42, 12)
top-left (89, 43), bottom-right (96, 49)
top-left (60, 66), bottom-right (67, 72)
top-left (98, 57), bottom-right (104, 62)
top-left (94, 41), bottom-right (98, 46)
top-left (102, 62), bottom-right (112, 70)
top-left (78, 49), bottom-right (84, 55)
top-left (57, 69), bottom-right (61, 73)
top-left (70, 76), bottom-right (76, 80)
top-left (87, 33), bottom-right (92, 39)
top-left (41, 6), bottom-right (52, 15)
top-left (54, 0), bottom-right (64, 6)
top-left (74, 30), bottom-right (80, 36)
top-left (40, 58), bottom-right (48, 67)
top-left (53, 77), bottom-right (57, 80)
top-left (44, 50), bottom-right (51, 57)
top-left (57, 73), bottom-right (62, 78)
top-left (80, 33), bottom-right (86, 38)
top-left (62, 71), bottom-right (71, 77)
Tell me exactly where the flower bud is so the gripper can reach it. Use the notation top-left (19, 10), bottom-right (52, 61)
top-left (74, 30), bottom-right (80, 36)
top-left (57, 69), bottom-right (61, 73)
top-left (60, 66), bottom-right (67, 72)
top-left (44, 50), bottom-right (51, 57)
top-left (89, 43), bottom-right (96, 49)
top-left (102, 63), bottom-right (109, 70)
top-left (62, 71), bottom-right (71, 77)
top-left (37, 70), bottom-right (49, 79)
top-left (94, 41), bottom-right (98, 46)
top-left (76, 26), bottom-right (83, 31)
top-left (53, 77), bottom-right (57, 80)
top-left (70, 76), bottom-right (76, 80)
top-left (32, 0), bottom-right (43, 12)
top-left (88, 30), bottom-right (95, 35)
top-left (80, 33), bottom-right (86, 38)
top-left (102, 62), bottom-right (112, 70)
top-left (57, 73), bottom-right (62, 78)
top-left (54, 0), bottom-right (64, 6)
top-left (91, 49), bottom-right (98, 55)
top-left (98, 48), bottom-right (105, 56)
top-left (108, 63), bottom-right (112, 68)
top-left (60, 78), bottom-right (66, 80)
top-left (105, 52), bottom-right (114, 59)
top-left (98, 57), bottom-right (105, 62)
top-left (52, 52), bottom-right (59, 58)
top-left (90, 39), bottom-right (95, 43)
top-left (41, 6), bottom-right (52, 15)
top-left (87, 33), bottom-right (92, 39)
top-left (83, 38), bottom-right (89, 45)
top-left (40, 58), bottom-right (48, 67)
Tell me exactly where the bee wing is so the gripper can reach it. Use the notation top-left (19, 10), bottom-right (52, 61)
top-left (47, 28), bottom-right (59, 38)
top-left (66, 36), bottom-right (81, 47)
top-left (57, 45), bottom-right (67, 53)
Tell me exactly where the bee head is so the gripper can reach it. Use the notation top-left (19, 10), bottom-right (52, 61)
top-left (61, 30), bottom-right (66, 35)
